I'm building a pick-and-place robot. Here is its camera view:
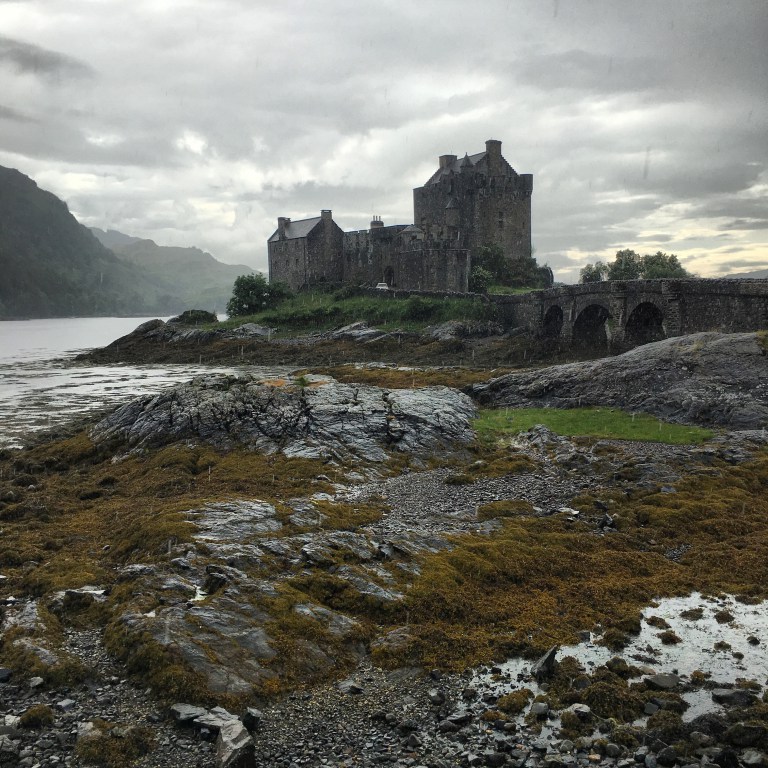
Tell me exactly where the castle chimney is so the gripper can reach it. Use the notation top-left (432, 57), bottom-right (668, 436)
top-left (370, 215), bottom-right (384, 229)
top-left (320, 209), bottom-right (333, 222)
top-left (485, 139), bottom-right (502, 174)
top-left (439, 154), bottom-right (457, 170)
top-left (277, 216), bottom-right (289, 239)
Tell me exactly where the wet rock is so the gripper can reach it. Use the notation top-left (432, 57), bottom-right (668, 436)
top-left (645, 673), bottom-right (681, 691)
top-left (216, 719), bottom-right (254, 768)
top-left (473, 332), bottom-right (768, 428)
top-left (226, 323), bottom-right (273, 338)
top-left (741, 750), bottom-right (768, 767)
top-left (337, 679), bottom-right (364, 695)
top-left (711, 689), bottom-right (758, 707)
top-left (656, 746), bottom-right (677, 766)
top-left (171, 703), bottom-right (209, 724)
top-left (531, 645), bottom-right (559, 682)
top-left (193, 706), bottom-right (239, 735)
top-left (240, 708), bottom-right (262, 731)
top-left (91, 375), bottom-right (477, 461)
top-left (723, 722), bottom-right (767, 748)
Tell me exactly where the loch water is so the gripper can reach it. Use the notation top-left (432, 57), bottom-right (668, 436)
top-left (0, 316), bottom-right (275, 448)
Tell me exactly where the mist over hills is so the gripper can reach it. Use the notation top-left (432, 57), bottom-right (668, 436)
top-left (0, 165), bottom-right (254, 319)
top-left (90, 229), bottom-right (254, 313)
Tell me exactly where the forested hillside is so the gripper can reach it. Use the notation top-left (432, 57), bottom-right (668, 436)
top-left (0, 167), bottom-right (171, 318)
top-left (0, 167), bottom-right (253, 319)
top-left (91, 229), bottom-right (253, 312)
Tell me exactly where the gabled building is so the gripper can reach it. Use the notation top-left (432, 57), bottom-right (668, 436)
top-left (267, 210), bottom-right (344, 288)
top-left (267, 139), bottom-right (532, 293)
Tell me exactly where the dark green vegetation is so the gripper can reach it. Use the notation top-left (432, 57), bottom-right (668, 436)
top-left (580, 249), bottom-right (692, 283)
top-left (91, 228), bottom-right (255, 314)
top-left (474, 407), bottom-right (714, 445)
top-left (0, 167), bottom-right (162, 318)
top-left (0, 167), bottom-right (251, 319)
top-left (226, 273), bottom-right (292, 317)
top-left (469, 244), bottom-right (553, 293)
top-left (218, 289), bottom-right (498, 334)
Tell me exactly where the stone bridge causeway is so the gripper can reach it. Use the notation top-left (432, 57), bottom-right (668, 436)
top-left (493, 278), bottom-right (768, 349)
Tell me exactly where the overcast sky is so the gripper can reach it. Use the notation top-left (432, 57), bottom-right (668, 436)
top-left (1, 0), bottom-right (766, 282)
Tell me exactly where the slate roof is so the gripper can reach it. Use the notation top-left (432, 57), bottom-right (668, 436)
top-left (268, 216), bottom-right (321, 243)
top-left (424, 151), bottom-right (486, 185)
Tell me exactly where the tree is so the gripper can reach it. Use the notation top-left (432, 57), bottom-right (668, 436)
top-left (473, 243), bottom-right (553, 289)
top-left (579, 261), bottom-right (608, 283)
top-left (468, 266), bottom-right (493, 293)
top-left (226, 274), bottom-right (291, 317)
top-left (640, 251), bottom-right (691, 279)
top-left (607, 249), bottom-right (642, 281)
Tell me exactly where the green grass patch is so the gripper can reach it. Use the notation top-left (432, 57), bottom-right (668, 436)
top-left (217, 292), bottom-right (497, 334)
top-left (474, 407), bottom-right (714, 445)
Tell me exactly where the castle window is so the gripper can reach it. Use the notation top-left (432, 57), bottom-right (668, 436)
top-left (498, 210), bottom-right (504, 230)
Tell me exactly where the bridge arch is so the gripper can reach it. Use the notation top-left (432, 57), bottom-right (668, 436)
top-left (572, 303), bottom-right (611, 350)
top-left (542, 305), bottom-right (563, 338)
top-left (625, 301), bottom-right (665, 345)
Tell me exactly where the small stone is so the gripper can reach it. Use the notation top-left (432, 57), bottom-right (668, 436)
top-left (645, 673), bottom-right (680, 691)
top-left (530, 702), bottom-right (549, 718)
top-left (428, 689), bottom-right (446, 705)
top-left (656, 746), bottom-right (677, 767)
top-left (28, 676), bottom-right (44, 688)
top-left (337, 679), bottom-right (364, 695)
top-left (438, 719), bottom-right (459, 734)
top-left (56, 699), bottom-right (76, 712)
top-left (241, 707), bottom-right (263, 731)
top-left (170, 703), bottom-right (208, 724)
top-left (605, 744), bottom-right (622, 759)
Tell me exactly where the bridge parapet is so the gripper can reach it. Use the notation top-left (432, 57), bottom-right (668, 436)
top-left (489, 278), bottom-right (768, 349)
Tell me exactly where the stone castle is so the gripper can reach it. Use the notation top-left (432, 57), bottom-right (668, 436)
top-left (267, 139), bottom-right (533, 292)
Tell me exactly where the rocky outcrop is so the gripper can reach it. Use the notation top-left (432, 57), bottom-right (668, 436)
top-left (90, 375), bottom-right (476, 460)
top-left (473, 332), bottom-right (768, 428)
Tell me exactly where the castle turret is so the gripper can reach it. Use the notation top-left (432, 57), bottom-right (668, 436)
top-left (485, 139), bottom-right (502, 175)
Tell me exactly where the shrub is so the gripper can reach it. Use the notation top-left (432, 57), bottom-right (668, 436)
top-left (20, 704), bottom-right (54, 728)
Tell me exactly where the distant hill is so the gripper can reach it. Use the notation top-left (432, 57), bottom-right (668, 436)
top-left (90, 229), bottom-right (254, 313)
top-left (0, 166), bottom-right (172, 319)
top-left (722, 268), bottom-right (768, 279)
top-left (90, 228), bottom-right (143, 250)
top-left (0, 165), bottom-right (256, 319)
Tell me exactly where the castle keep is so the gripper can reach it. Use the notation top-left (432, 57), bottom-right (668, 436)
top-left (268, 140), bottom-right (533, 292)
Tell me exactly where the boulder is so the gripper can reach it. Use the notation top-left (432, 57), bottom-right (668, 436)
top-left (91, 375), bottom-right (476, 461)
top-left (216, 719), bottom-right (255, 768)
top-left (473, 332), bottom-right (768, 428)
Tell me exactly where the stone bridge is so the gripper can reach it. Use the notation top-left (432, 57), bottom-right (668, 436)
top-left (493, 278), bottom-right (768, 349)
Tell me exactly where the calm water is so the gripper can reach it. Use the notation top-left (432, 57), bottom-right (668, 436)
top-left (0, 317), bottom-right (278, 448)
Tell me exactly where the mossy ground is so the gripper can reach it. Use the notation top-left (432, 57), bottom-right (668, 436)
top-left (370, 451), bottom-right (768, 670)
top-left (0, 396), bottom-right (766, 707)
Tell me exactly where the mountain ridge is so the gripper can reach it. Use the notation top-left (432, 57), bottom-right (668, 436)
top-left (0, 166), bottom-right (254, 319)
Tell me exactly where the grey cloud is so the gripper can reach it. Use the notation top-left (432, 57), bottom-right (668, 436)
top-left (514, 50), bottom-right (668, 95)
top-left (0, 104), bottom-right (34, 122)
top-left (719, 219), bottom-right (768, 231)
top-left (0, 35), bottom-right (94, 79)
